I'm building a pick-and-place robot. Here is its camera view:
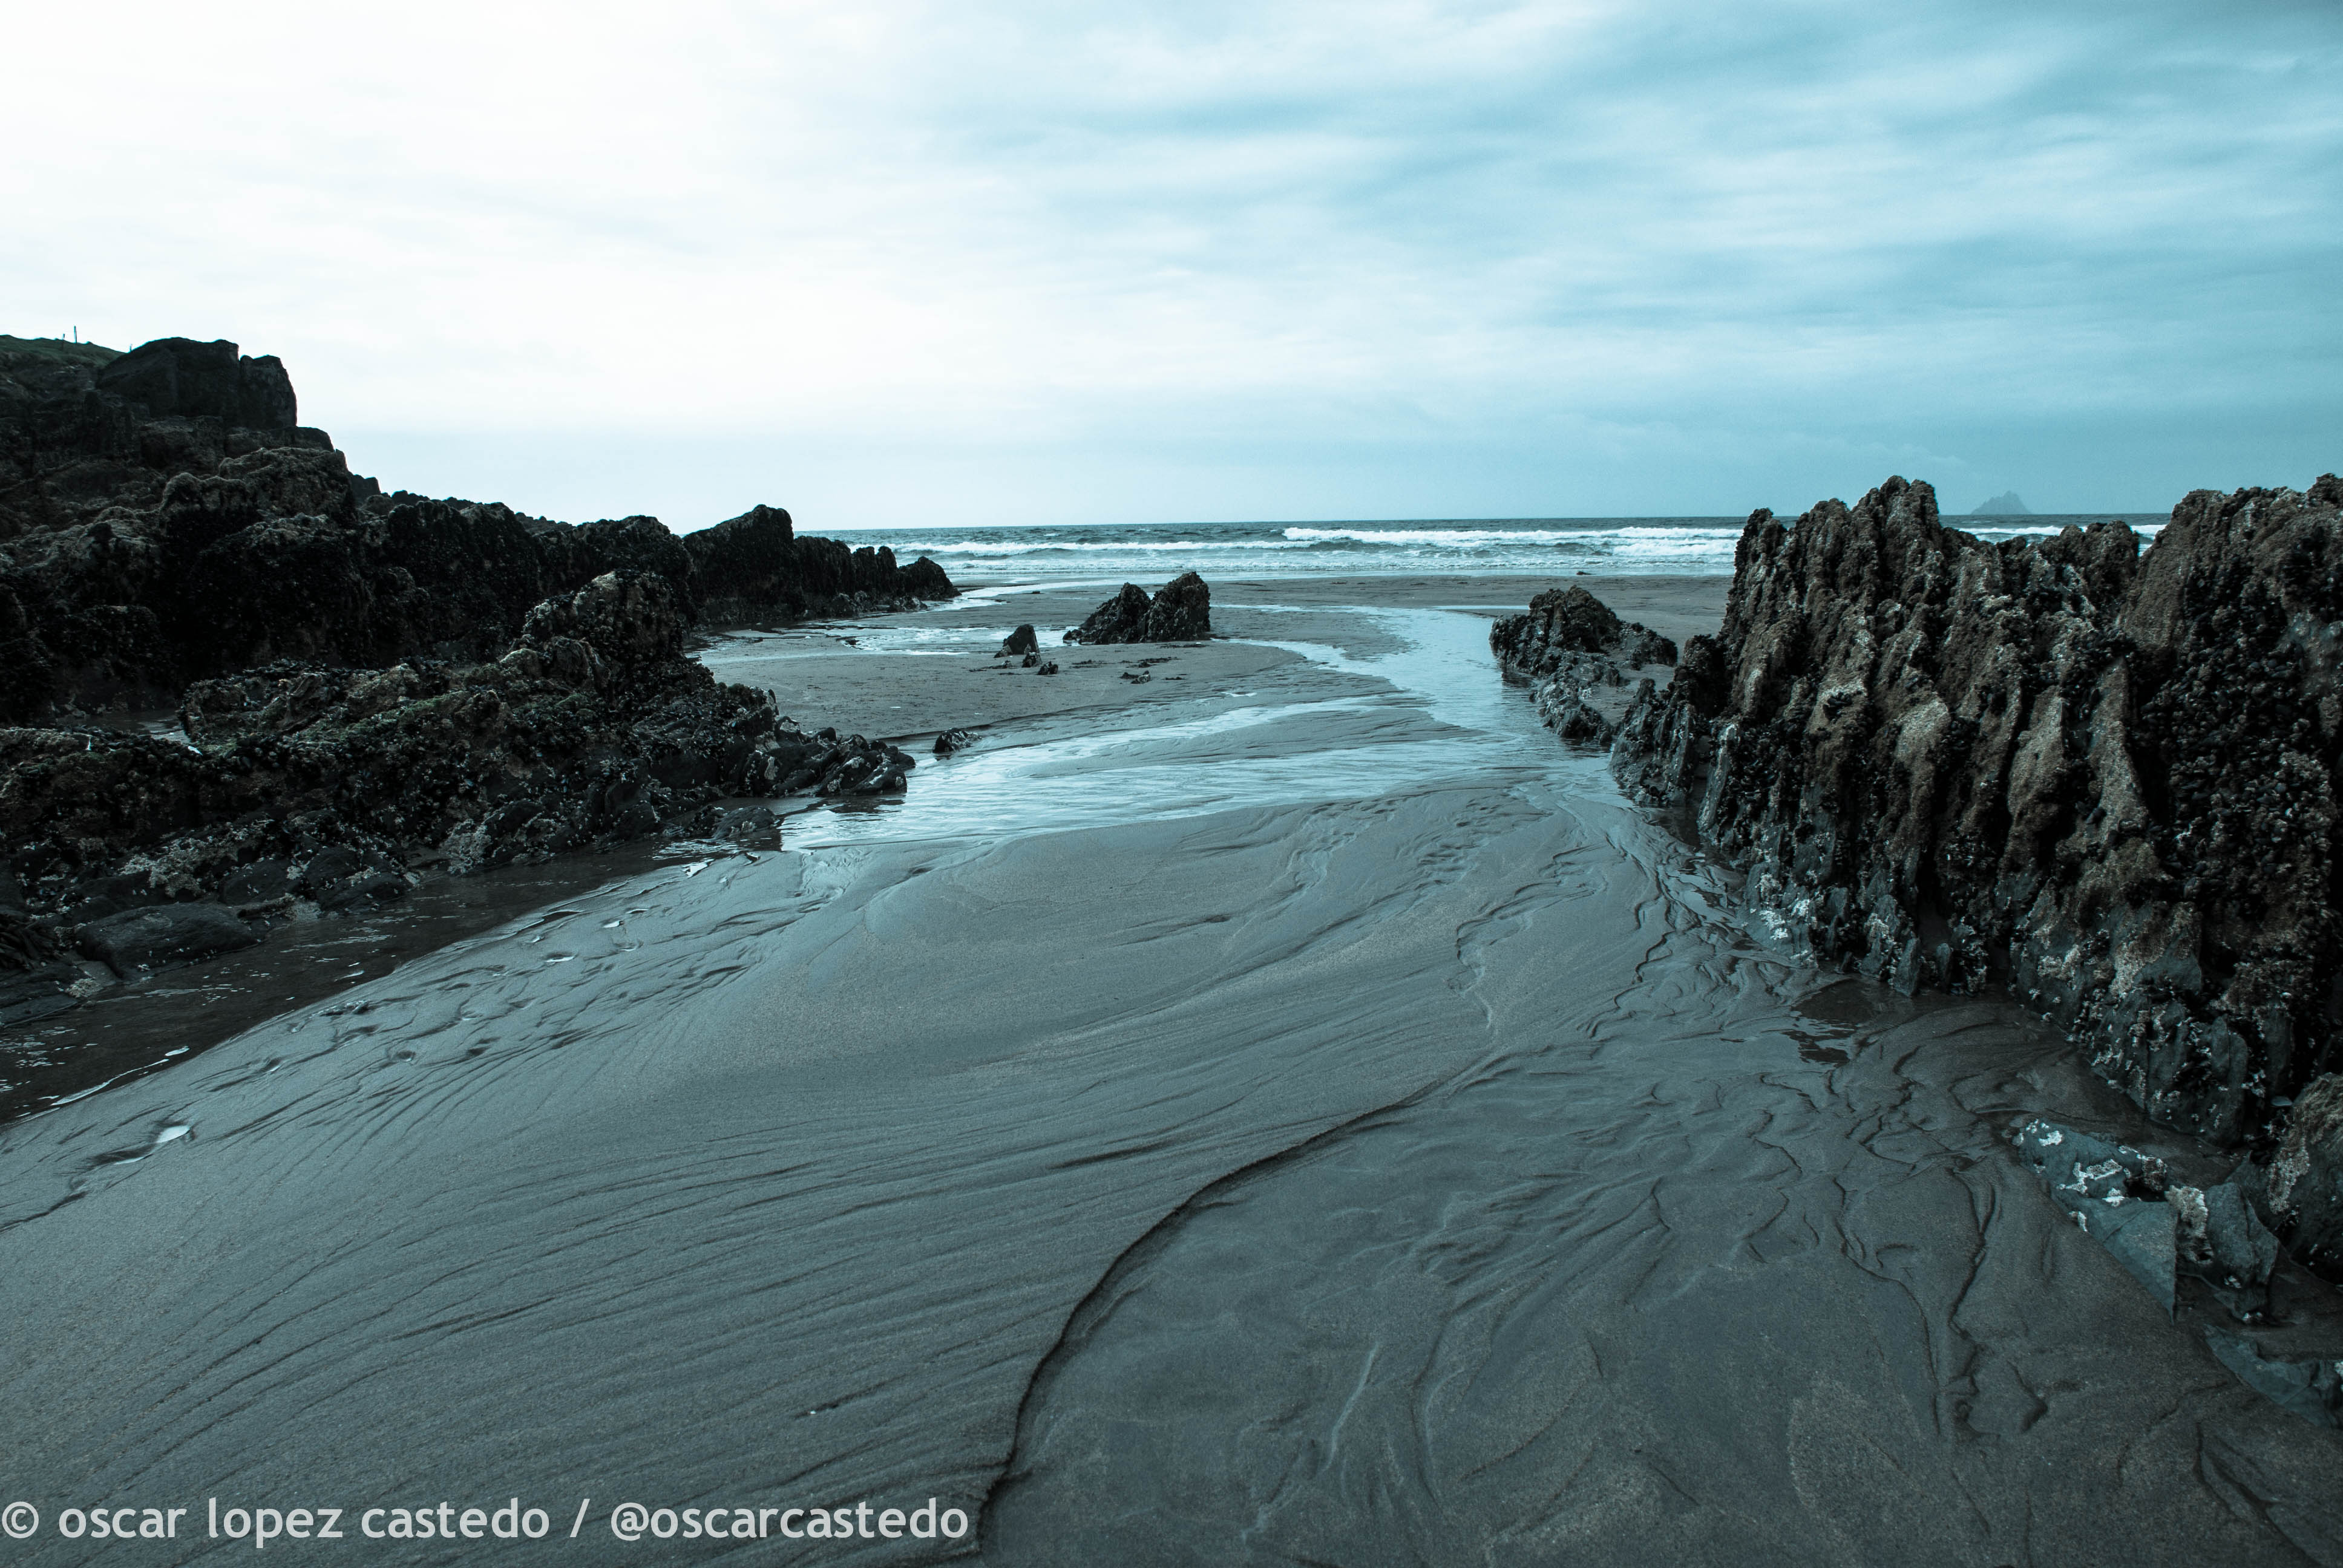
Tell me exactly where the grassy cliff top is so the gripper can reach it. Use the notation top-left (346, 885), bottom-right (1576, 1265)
top-left (0, 335), bottom-right (123, 367)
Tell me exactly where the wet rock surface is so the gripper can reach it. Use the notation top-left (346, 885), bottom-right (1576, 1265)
top-left (1490, 583), bottom-right (1679, 743)
top-left (1607, 472), bottom-right (2343, 1279)
top-left (1064, 570), bottom-right (1211, 644)
top-left (2008, 1112), bottom-right (2338, 1423)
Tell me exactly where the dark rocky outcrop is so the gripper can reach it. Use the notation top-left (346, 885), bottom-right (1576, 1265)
top-left (1, 572), bottom-right (918, 979)
top-left (1064, 572), bottom-right (1211, 644)
top-left (95, 337), bottom-right (299, 431)
top-left (1605, 472), bottom-right (2343, 1278)
top-left (0, 337), bottom-right (956, 722)
top-left (999, 624), bottom-right (1039, 656)
top-left (1490, 584), bottom-right (1678, 743)
top-left (684, 503), bottom-right (955, 626)
top-left (0, 334), bottom-right (954, 1009)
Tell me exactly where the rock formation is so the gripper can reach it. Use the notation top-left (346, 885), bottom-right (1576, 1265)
top-left (1489, 584), bottom-right (1678, 744)
top-left (0, 335), bottom-right (956, 721)
top-left (1064, 572), bottom-right (1211, 644)
top-left (0, 333), bottom-right (948, 1017)
top-left (1606, 473), bottom-right (2343, 1278)
top-left (686, 502), bottom-right (956, 626)
top-left (0, 570), bottom-right (916, 1013)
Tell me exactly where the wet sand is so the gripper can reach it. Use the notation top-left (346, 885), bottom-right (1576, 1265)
top-left (2, 571), bottom-right (2337, 1566)
top-left (701, 574), bottom-right (1729, 743)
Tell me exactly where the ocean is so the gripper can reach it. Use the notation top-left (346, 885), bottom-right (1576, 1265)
top-left (833, 514), bottom-right (2171, 583)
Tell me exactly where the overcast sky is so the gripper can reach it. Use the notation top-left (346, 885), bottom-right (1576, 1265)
top-left (8, 1), bottom-right (2338, 529)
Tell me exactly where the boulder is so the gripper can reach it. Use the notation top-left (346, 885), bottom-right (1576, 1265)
top-left (77, 903), bottom-right (257, 974)
top-left (999, 624), bottom-right (1039, 656)
top-left (1490, 584), bottom-right (1679, 746)
top-left (1066, 573), bottom-right (1211, 644)
top-left (1143, 570), bottom-right (1211, 640)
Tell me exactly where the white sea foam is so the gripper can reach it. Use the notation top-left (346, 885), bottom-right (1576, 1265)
top-left (848, 513), bottom-right (2166, 584)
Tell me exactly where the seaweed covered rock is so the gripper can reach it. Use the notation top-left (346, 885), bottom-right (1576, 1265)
top-left (1607, 472), bottom-right (2343, 1274)
top-left (1490, 584), bottom-right (1678, 745)
top-left (1064, 572), bottom-right (1211, 644)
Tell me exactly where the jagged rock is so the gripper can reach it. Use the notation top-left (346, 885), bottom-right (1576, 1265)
top-left (1490, 585), bottom-right (1679, 746)
top-left (76, 903), bottom-right (258, 975)
top-left (2011, 1117), bottom-right (2170, 1198)
top-left (999, 624), bottom-right (1039, 656)
top-left (519, 570), bottom-right (686, 679)
top-left (2239, 1073), bottom-right (2343, 1279)
top-left (2169, 1181), bottom-right (2281, 1317)
top-left (685, 503), bottom-right (954, 625)
top-left (1035, 661), bottom-right (1059, 676)
top-left (1065, 572), bottom-right (1211, 644)
top-left (934, 728), bottom-right (974, 756)
top-left (0, 339), bottom-right (955, 720)
top-left (1144, 571), bottom-right (1211, 640)
top-left (0, 567), bottom-right (937, 917)
top-left (803, 734), bottom-right (915, 797)
top-left (1607, 473), bottom-right (2343, 1277)
top-left (1070, 584), bottom-right (1149, 643)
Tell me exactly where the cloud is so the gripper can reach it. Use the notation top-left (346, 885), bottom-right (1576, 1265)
top-left (4, 0), bottom-right (2336, 522)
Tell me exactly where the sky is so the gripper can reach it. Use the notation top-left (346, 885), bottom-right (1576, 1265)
top-left (5, 0), bottom-right (2338, 530)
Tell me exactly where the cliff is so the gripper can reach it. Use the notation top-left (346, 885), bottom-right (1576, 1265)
top-left (1608, 474), bottom-right (2343, 1276)
top-left (0, 335), bottom-right (955, 721)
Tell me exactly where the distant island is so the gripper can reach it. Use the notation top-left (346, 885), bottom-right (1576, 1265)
top-left (1970, 490), bottom-right (2031, 515)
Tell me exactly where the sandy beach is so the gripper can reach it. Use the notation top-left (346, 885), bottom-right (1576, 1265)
top-left (2, 566), bottom-right (2335, 1565)
top-left (702, 574), bottom-right (1732, 743)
